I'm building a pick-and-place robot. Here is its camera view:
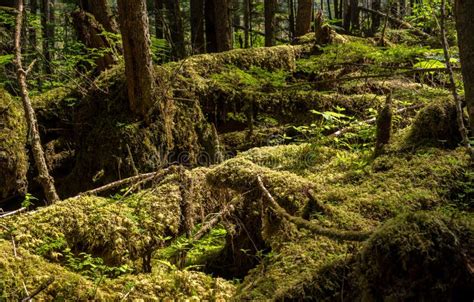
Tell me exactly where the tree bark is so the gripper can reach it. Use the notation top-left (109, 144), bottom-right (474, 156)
top-left (205, 0), bottom-right (232, 53)
top-left (190, 0), bottom-right (205, 53)
top-left (455, 0), bottom-right (474, 134)
top-left (41, 0), bottom-right (54, 75)
top-left (264, 0), bottom-right (277, 46)
top-left (288, 0), bottom-right (295, 40)
top-left (244, 0), bottom-right (251, 47)
top-left (154, 0), bottom-right (165, 39)
top-left (163, 0), bottom-right (186, 59)
top-left (78, 0), bottom-right (118, 33)
top-left (350, 0), bottom-right (359, 31)
top-left (371, 0), bottom-right (381, 34)
top-left (117, 0), bottom-right (155, 117)
top-left (14, 0), bottom-right (59, 204)
top-left (71, 10), bottom-right (116, 72)
top-left (295, 0), bottom-right (312, 37)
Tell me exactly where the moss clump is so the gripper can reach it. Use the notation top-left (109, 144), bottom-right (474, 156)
top-left (406, 98), bottom-right (460, 148)
top-left (0, 239), bottom-right (236, 300)
top-left (0, 239), bottom-right (106, 300)
top-left (354, 211), bottom-right (474, 301)
top-left (3, 184), bottom-right (183, 267)
top-left (0, 88), bottom-right (28, 201)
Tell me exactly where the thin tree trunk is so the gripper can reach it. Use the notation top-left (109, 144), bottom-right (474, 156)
top-left (288, 0), bottom-right (295, 40)
top-left (264, 0), bottom-right (277, 46)
top-left (244, 0), bottom-right (251, 47)
top-left (190, 0), bottom-right (205, 53)
top-left (446, 0), bottom-right (473, 157)
top-left (371, 0), bottom-right (381, 34)
top-left (350, 0), bottom-right (359, 31)
top-left (327, 0), bottom-right (332, 19)
top-left (117, 0), bottom-right (155, 116)
top-left (343, 0), bottom-right (351, 31)
top-left (296, 0), bottom-right (313, 37)
top-left (455, 0), bottom-right (474, 135)
top-left (41, 0), bottom-right (54, 75)
top-left (14, 0), bottom-right (59, 204)
top-left (164, 0), bottom-right (186, 59)
top-left (154, 0), bottom-right (165, 39)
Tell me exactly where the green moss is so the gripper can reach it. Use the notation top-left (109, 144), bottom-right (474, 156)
top-left (0, 88), bottom-right (27, 200)
top-left (354, 211), bottom-right (474, 301)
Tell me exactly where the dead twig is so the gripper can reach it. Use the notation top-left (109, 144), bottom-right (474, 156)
top-left (21, 277), bottom-right (54, 302)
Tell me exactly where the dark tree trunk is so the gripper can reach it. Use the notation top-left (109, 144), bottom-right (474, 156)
top-left (295, 0), bottom-right (312, 37)
top-left (327, 0), bottom-right (332, 19)
top-left (78, 0), bottom-right (118, 33)
top-left (117, 0), bottom-right (155, 117)
top-left (72, 10), bottom-right (116, 72)
top-left (455, 0), bottom-right (474, 133)
top-left (343, 0), bottom-right (350, 31)
top-left (288, 0), bottom-right (295, 40)
top-left (154, 0), bottom-right (165, 39)
top-left (371, 0), bottom-right (381, 34)
top-left (244, 0), bottom-right (251, 47)
top-left (190, 0), bottom-right (205, 53)
top-left (41, 0), bottom-right (54, 75)
top-left (205, 0), bottom-right (232, 53)
top-left (164, 0), bottom-right (186, 59)
top-left (350, 0), bottom-right (359, 31)
top-left (264, 0), bottom-right (277, 46)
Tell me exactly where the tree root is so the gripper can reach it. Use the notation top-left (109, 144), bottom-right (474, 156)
top-left (257, 176), bottom-right (371, 241)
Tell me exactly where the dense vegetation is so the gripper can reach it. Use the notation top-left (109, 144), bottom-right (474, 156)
top-left (0, 0), bottom-right (473, 300)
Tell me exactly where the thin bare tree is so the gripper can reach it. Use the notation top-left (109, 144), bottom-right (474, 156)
top-left (13, 0), bottom-right (60, 203)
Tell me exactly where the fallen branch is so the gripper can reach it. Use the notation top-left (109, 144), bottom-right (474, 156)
top-left (0, 207), bottom-right (27, 219)
top-left (75, 168), bottom-right (170, 198)
top-left (359, 6), bottom-right (430, 38)
top-left (193, 197), bottom-right (240, 241)
top-left (21, 277), bottom-right (54, 302)
top-left (257, 176), bottom-right (371, 241)
top-left (329, 104), bottom-right (423, 137)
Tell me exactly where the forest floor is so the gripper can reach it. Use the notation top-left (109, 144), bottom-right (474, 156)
top-left (0, 30), bottom-right (473, 300)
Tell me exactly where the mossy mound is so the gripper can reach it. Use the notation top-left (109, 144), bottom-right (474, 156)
top-left (405, 98), bottom-right (461, 148)
top-left (0, 239), bottom-right (236, 300)
top-left (0, 239), bottom-right (106, 300)
top-left (354, 211), bottom-right (474, 301)
top-left (0, 88), bottom-right (27, 202)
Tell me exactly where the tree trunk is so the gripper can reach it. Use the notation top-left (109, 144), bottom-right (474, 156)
top-left (41, 0), bottom-right (54, 75)
top-left (154, 0), bottom-right (165, 39)
top-left (288, 0), bottom-right (295, 40)
top-left (343, 0), bottom-right (350, 31)
top-left (455, 0), bottom-right (474, 134)
top-left (350, 0), bottom-right (359, 31)
top-left (78, 0), bottom-right (118, 33)
top-left (264, 0), bottom-right (277, 46)
top-left (244, 0), bottom-right (251, 47)
top-left (205, 0), bottom-right (232, 53)
top-left (164, 0), bottom-right (186, 59)
top-left (295, 0), bottom-right (312, 37)
top-left (72, 10), bottom-right (117, 72)
top-left (190, 0), bottom-right (205, 53)
top-left (117, 0), bottom-right (155, 117)
top-left (371, 0), bottom-right (381, 34)
top-left (14, 0), bottom-right (60, 204)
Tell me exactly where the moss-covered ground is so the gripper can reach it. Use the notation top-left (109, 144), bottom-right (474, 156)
top-left (1, 30), bottom-right (473, 300)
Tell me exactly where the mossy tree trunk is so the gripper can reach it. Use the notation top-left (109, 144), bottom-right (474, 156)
top-left (117, 0), bottom-right (155, 117)
top-left (14, 0), bottom-right (59, 204)
top-left (295, 0), bottom-right (312, 37)
top-left (164, 0), bottom-right (186, 59)
top-left (190, 0), bottom-right (205, 53)
top-left (264, 0), bottom-right (277, 46)
top-left (455, 0), bottom-right (474, 134)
